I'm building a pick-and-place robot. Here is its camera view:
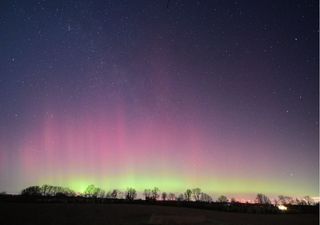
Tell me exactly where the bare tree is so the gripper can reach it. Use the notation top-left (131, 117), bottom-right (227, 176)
top-left (217, 195), bottom-right (228, 203)
top-left (184, 189), bottom-right (192, 201)
top-left (177, 193), bottom-right (184, 201)
top-left (303, 196), bottom-right (314, 205)
top-left (168, 193), bottom-right (176, 201)
top-left (143, 189), bottom-right (152, 200)
top-left (111, 189), bottom-right (119, 199)
top-left (96, 188), bottom-right (105, 198)
top-left (151, 187), bottom-right (160, 200)
top-left (200, 192), bottom-right (212, 202)
top-left (59, 187), bottom-right (76, 197)
top-left (38, 185), bottom-right (76, 197)
top-left (294, 198), bottom-right (301, 205)
top-left (40, 184), bottom-right (50, 196)
top-left (84, 184), bottom-right (101, 197)
top-left (21, 186), bottom-right (41, 196)
top-left (278, 195), bottom-right (292, 205)
top-left (161, 192), bottom-right (167, 201)
top-left (105, 191), bottom-right (112, 198)
top-left (192, 188), bottom-right (201, 201)
top-left (117, 191), bottom-right (124, 199)
top-left (47, 185), bottom-right (54, 195)
top-left (255, 193), bottom-right (271, 204)
top-left (125, 188), bottom-right (137, 201)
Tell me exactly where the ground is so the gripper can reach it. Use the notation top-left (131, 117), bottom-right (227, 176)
top-left (0, 203), bottom-right (318, 225)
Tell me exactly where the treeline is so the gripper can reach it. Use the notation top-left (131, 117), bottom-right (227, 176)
top-left (15, 184), bottom-right (316, 206)
top-left (0, 184), bottom-right (318, 214)
top-left (20, 185), bottom-right (76, 197)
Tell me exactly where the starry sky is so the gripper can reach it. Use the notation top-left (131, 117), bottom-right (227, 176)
top-left (0, 0), bottom-right (318, 198)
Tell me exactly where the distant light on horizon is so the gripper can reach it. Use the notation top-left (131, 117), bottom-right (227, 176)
top-left (278, 205), bottom-right (288, 211)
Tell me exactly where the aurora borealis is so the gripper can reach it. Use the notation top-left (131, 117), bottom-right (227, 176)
top-left (0, 0), bottom-right (318, 199)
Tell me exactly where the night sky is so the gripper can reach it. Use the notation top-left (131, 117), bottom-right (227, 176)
top-left (0, 0), bottom-right (318, 198)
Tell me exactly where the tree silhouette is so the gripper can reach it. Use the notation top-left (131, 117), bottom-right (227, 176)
top-left (184, 189), bottom-right (192, 201)
top-left (40, 184), bottom-right (50, 196)
top-left (118, 191), bottom-right (125, 199)
top-left (125, 188), bottom-right (137, 201)
top-left (111, 189), bottom-right (119, 199)
top-left (97, 189), bottom-right (105, 198)
top-left (58, 187), bottom-right (76, 197)
top-left (151, 187), bottom-right (160, 200)
top-left (105, 191), bottom-right (112, 198)
top-left (293, 198), bottom-right (301, 205)
top-left (278, 195), bottom-right (293, 205)
top-left (21, 186), bottom-right (41, 196)
top-left (161, 192), bottom-right (167, 201)
top-left (255, 193), bottom-right (271, 204)
top-left (168, 193), bottom-right (176, 201)
top-left (200, 192), bottom-right (212, 202)
top-left (84, 184), bottom-right (97, 197)
top-left (192, 188), bottom-right (201, 201)
top-left (303, 196), bottom-right (314, 205)
top-left (38, 185), bottom-right (76, 197)
top-left (143, 189), bottom-right (152, 200)
top-left (217, 195), bottom-right (228, 203)
top-left (177, 193), bottom-right (184, 201)
top-left (230, 197), bottom-right (236, 203)
top-left (84, 184), bottom-right (104, 198)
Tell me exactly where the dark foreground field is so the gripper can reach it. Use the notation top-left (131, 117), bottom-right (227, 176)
top-left (0, 203), bottom-right (318, 225)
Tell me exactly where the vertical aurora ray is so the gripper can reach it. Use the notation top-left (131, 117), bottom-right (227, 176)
top-left (4, 105), bottom-right (316, 198)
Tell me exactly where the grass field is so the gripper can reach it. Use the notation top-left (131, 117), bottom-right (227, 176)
top-left (0, 203), bottom-right (318, 225)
